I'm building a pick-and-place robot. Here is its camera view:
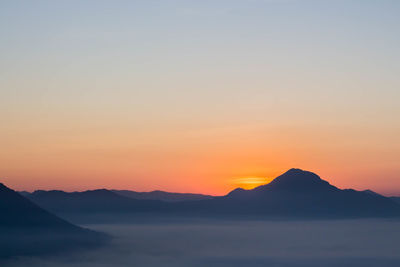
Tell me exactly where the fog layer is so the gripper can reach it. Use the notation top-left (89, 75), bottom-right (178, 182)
top-left (6, 219), bottom-right (400, 267)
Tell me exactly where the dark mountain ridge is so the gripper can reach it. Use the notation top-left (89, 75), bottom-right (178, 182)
top-left (111, 189), bottom-right (214, 202)
top-left (25, 188), bottom-right (170, 214)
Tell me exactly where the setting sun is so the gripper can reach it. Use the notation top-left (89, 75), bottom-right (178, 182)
top-left (233, 177), bottom-right (273, 190)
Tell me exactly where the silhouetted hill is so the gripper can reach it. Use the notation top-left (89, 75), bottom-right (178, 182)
top-left (0, 183), bottom-right (108, 259)
top-left (202, 169), bottom-right (400, 218)
top-left (256, 168), bottom-right (338, 193)
top-left (112, 189), bottom-right (214, 202)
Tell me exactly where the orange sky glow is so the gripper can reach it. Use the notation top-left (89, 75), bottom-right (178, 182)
top-left (1, 1), bottom-right (399, 196)
top-left (1, 120), bottom-right (399, 196)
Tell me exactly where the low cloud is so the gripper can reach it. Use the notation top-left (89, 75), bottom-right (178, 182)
top-left (6, 219), bottom-right (400, 267)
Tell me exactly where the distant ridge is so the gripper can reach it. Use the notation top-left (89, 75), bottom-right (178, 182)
top-left (23, 188), bottom-right (170, 219)
top-left (22, 169), bottom-right (400, 222)
top-left (0, 183), bottom-right (108, 259)
top-left (23, 189), bottom-right (213, 204)
top-left (111, 190), bottom-right (214, 202)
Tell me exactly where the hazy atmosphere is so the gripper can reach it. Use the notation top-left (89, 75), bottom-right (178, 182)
top-left (7, 219), bottom-right (400, 267)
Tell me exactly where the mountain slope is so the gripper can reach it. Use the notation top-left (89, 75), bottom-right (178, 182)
top-left (1, 184), bottom-right (76, 228)
top-left (390, 197), bottom-right (400, 205)
top-left (0, 183), bottom-right (108, 259)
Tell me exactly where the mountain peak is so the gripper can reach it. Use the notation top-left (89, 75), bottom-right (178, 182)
top-left (284, 168), bottom-right (320, 177)
top-left (242, 168), bottom-right (339, 194)
top-left (227, 187), bottom-right (246, 196)
top-left (226, 169), bottom-right (339, 197)
top-left (264, 168), bottom-right (338, 192)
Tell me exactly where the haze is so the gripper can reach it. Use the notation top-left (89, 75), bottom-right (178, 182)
top-left (7, 219), bottom-right (400, 267)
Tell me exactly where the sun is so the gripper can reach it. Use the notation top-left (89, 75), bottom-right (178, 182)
top-left (233, 177), bottom-right (273, 190)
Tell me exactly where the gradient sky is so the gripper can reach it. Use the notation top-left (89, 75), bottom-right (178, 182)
top-left (1, 0), bottom-right (399, 195)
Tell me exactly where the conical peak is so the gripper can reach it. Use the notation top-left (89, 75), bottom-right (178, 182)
top-left (276, 168), bottom-right (323, 182)
top-left (254, 168), bottom-right (338, 193)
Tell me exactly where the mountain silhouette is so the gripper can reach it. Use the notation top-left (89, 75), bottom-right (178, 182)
top-left (255, 168), bottom-right (338, 193)
top-left (201, 168), bottom-right (400, 218)
top-left (112, 190), bottom-right (214, 202)
top-left (0, 183), bottom-right (108, 259)
top-left (22, 169), bottom-right (400, 222)
top-left (23, 188), bottom-right (170, 223)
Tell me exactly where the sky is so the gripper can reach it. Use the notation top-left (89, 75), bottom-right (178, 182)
top-left (0, 0), bottom-right (399, 195)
